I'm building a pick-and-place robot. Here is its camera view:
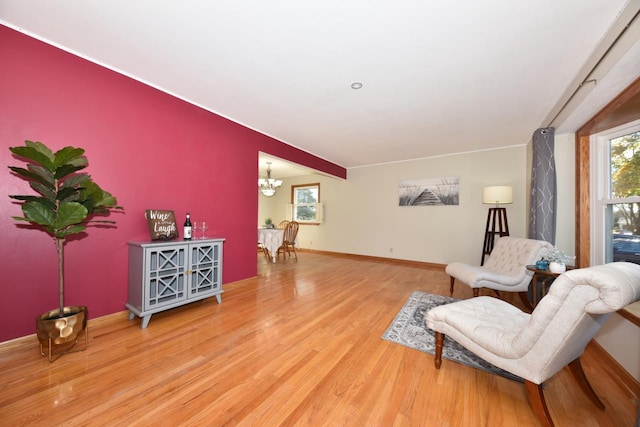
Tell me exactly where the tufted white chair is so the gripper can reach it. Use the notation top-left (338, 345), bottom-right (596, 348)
top-left (426, 262), bottom-right (640, 427)
top-left (446, 236), bottom-right (552, 307)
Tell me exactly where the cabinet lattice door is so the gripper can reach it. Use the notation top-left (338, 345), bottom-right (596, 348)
top-left (189, 243), bottom-right (221, 296)
top-left (148, 245), bottom-right (187, 308)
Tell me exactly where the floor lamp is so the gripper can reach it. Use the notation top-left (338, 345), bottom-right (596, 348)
top-left (481, 186), bottom-right (513, 265)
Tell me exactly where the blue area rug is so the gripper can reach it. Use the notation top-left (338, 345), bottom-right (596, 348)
top-left (382, 291), bottom-right (522, 382)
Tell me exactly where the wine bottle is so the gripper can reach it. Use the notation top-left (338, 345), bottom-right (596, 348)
top-left (183, 212), bottom-right (192, 240)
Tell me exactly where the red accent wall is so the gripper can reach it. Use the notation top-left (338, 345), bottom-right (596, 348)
top-left (0, 25), bottom-right (346, 342)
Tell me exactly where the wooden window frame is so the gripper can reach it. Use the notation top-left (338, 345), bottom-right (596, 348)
top-left (576, 75), bottom-right (640, 325)
top-left (290, 183), bottom-right (322, 225)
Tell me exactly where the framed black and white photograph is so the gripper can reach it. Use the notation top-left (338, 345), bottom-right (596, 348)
top-left (398, 176), bottom-right (460, 206)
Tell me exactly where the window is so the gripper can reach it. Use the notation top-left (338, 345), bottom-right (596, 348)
top-left (288, 183), bottom-right (323, 224)
top-left (591, 119), bottom-right (640, 266)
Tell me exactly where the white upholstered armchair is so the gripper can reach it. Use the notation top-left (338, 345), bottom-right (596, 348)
top-left (446, 236), bottom-right (552, 306)
top-left (426, 262), bottom-right (640, 427)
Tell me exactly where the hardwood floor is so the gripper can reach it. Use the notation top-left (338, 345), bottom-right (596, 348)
top-left (1, 252), bottom-right (638, 426)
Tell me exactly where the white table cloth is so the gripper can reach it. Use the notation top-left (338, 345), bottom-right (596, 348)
top-left (258, 228), bottom-right (298, 262)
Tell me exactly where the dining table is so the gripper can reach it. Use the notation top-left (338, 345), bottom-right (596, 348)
top-left (258, 227), bottom-right (298, 263)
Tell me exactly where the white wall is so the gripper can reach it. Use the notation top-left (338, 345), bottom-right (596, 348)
top-left (260, 145), bottom-right (528, 266)
top-left (554, 133), bottom-right (576, 256)
top-left (257, 187), bottom-right (283, 227)
top-left (597, 314), bottom-right (640, 380)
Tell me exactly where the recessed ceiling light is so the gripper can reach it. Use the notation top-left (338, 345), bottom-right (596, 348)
top-left (351, 81), bottom-right (363, 90)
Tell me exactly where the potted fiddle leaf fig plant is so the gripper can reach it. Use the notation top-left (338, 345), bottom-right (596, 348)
top-left (8, 140), bottom-right (123, 361)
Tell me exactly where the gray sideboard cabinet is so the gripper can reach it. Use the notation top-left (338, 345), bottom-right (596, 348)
top-left (126, 238), bottom-right (224, 328)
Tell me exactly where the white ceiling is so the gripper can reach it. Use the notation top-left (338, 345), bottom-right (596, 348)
top-left (2, 1), bottom-right (640, 177)
top-left (258, 152), bottom-right (319, 179)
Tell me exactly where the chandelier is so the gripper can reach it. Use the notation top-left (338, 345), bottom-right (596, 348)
top-left (258, 162), bottom-right (283, 197)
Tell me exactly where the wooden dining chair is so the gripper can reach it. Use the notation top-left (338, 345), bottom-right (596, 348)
top-left (277, 220), bottom-right (289, 229)
top-left (277, 221), bottom-right (299, 259)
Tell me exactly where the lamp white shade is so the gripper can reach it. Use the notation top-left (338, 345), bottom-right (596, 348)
top-left (483, 186), bottom-right (513, 204)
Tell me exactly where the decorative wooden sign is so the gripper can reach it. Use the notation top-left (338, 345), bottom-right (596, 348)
top-left (144, 209), bottom-right (178, 240)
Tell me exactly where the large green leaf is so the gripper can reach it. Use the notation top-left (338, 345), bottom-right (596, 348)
top-left (30, 181), bottom-right (56, 200)
top-left (29, 164), bottom-right (55, 186)
top-left (21, 201), bottom-right (56, 226)
top-left (53, 146), bottom-right (86, 169)
top-left (56, 224), bottom-right (86, 238)
top-left (25, 140), bottom-right (55, 155)
top-left (97, 192), bottom-right (119, 208)
top-left (53, 202), bottom-right (88, 230)
top-left (10, 141), bottom-right (55, 170)
top-left (54, 164), bottom-right (87, 180)
top-left (10, 195), bottom-right (56, 210)
top-left (79, 181), bottom-right (120, 210)
top-left (7, 165), bottom-right (54, 187)
top-left (61, 173), bottom-right (90, 190)
top-left (57, 187), bottom-right (80, 203)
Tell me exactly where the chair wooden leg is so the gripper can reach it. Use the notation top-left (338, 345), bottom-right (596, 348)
top-left (434, 332), bottom-right (444, 369)
top-left (569, 358), bottom-right (605, 410)
top-left (472, 288), bottom-right (479, 297)
top-left (524, 381), bottom-right (554, 427)
top-left (449, 277), bottom-right (455, 296)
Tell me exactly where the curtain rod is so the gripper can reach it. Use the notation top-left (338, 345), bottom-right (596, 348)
top-left (545, 9), bottom-right (640, 129)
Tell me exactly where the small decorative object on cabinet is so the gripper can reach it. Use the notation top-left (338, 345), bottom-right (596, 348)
top-left (144, 209), bottom-right (178, 240)
top-left (126, 238), bottom-right (224, 328)
top-left (542, 246), bottom-right (574, 274)
top-left (549, 261), bottom-right (566, 274)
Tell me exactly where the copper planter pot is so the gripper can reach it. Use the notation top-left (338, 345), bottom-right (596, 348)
top-left (36, 305), bottom-right (88, 362)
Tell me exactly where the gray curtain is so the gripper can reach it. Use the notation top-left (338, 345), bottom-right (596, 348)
top-left (529, 127), bottom-right (556, 244)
